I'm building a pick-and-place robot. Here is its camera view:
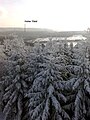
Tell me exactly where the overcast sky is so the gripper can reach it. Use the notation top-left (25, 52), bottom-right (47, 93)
top-left (0, 0), bottom-right (90, 31)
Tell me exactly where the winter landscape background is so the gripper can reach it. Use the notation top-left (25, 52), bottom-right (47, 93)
top-left (0, 28), bottom-right (90, 120)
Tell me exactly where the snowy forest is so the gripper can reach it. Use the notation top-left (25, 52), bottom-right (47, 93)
top-left (0, 35), bottom-right (90, 120)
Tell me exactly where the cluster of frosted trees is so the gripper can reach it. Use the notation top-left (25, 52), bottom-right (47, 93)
top-left (0, 36), bottom-right (90, 120)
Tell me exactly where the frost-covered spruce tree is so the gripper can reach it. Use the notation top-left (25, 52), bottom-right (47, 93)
top-left (69, 42), bottom-right (74, 59)
top-left (1, 52), bottom-right (29, 120)
top-left (61, 43), bottom-right (80, 119)
top-left (60, 42), bottom-right (72, 65)
top-left (70, 47), bottom-right (90, 120)
top-left (22, 43), bottom-right (53, 120)
top-left (55, 42), bottom-right (76, 80)
top-left (66, 42), bottom-right (82, 77)
top-left (3, 35), bottom-right (28, 57)
top-left (74, 41), bottom-right (87, 62)
top-left (0, 59), bottom-right (8, 112)
top-left (26, 56), bottom-right (70, 120)
top-left (61, 42), bottom-right (90, 119)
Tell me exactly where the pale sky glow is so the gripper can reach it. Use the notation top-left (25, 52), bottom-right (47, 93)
top-left (0, 0), bottom-right (90, 31)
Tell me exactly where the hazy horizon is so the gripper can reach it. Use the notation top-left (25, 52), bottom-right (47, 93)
top-left (0, 27), bottom-right (87, 32)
